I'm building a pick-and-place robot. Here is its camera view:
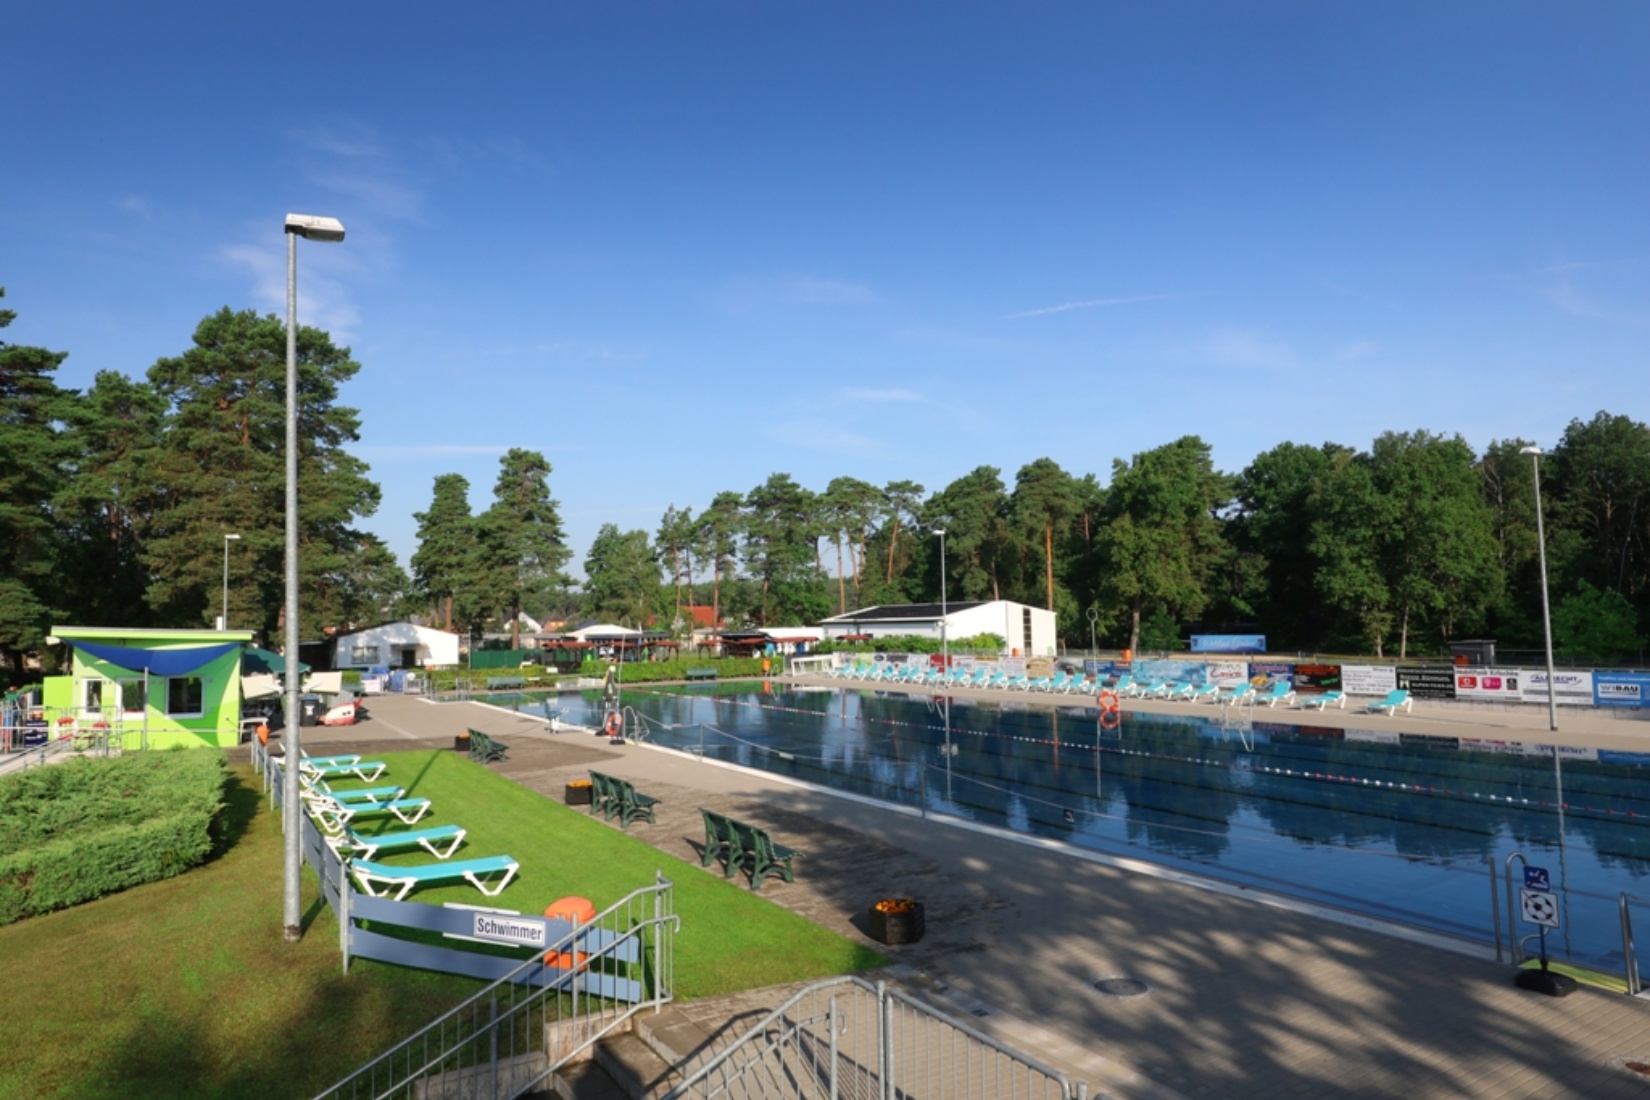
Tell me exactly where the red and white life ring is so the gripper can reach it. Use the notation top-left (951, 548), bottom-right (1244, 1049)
top-left (1096, 690), bottom-right (1120, 712)
top-left (603, 712), bottom-right (622, 738)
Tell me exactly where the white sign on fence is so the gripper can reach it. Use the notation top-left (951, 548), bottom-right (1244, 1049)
top-left (1519, 669), bottom-right (1595, 707)
top-left (472, 912), bottom-right (547, 948)
top-left (1453, 668), bottom-right (1521, 701)
top-left (1206, 661), bottom-right (1249, 686)
top-left (1340, 665), bottom-right (1398, 696)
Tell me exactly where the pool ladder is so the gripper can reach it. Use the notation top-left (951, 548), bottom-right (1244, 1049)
top-left (1489, 851), bottom-right (1647, 996)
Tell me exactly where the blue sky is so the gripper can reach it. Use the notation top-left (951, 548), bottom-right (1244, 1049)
top-left (6, 3), bottom-right (1648, 575)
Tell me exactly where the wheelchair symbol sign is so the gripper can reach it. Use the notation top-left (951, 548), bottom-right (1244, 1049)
top-left (1523, 866), bottom-right (1551, 892)
top-left (1520, 888), bottom-right (1559, 929)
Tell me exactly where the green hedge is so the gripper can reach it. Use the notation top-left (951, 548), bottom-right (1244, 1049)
top-left (0, 750), bottom-right (225, 925)
top-left (813, 633), bottom-right (1005, 656)
top-left (573, 656), bottom-right (773, 684)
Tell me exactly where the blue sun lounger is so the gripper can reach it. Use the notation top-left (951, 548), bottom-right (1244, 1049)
top-left (1254, 683), bottom-right (1297, 707)
top-left (325, 823), bottom-right (466, 860)
top-left (300, 757), bottom-right (387, 783)
top-left (301, 778), bottom-right (405, 805)
top-left (1364, 689), bottom-right (1412, 716)
top-left (347, 854), bottom-right (520, 901)
top-left (312, 796), bottom-right (432, 834)
top-left (1299, 690), bottom-right (1346, 710)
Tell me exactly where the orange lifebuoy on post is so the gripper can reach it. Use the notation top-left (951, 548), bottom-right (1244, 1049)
top-left (1097, 690), bottom-right (1120, 712)
top-left (1099, 709), bottom-right (1121, 731)
top-left (603, 712), bottom-right (622, 738)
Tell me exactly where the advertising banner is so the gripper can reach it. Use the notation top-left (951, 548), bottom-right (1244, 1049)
top-left (1084, 659), bottom-right (1124, 677)
top-left (1205, 660), bottom-right (1249, 686)
top-left (1395, 664), bottom-right (1458, 701)
top-left (1454, 668), bottom-right (1520, 701)
top-left (1190, 634), bottom-right (1267, 654)
top-left (1519, 669), bottom-right (1595, 706)
top-left (1248, 662), bottom-right (1295, 689)
top-left (1593, 671), bottom-right (1650, 708)
top-left (1292, 663), bottom-right (1342, 691)
top-left (1133, 658), bottom-right (1199, 685)
top-left (1341, 664), bottom-right (1398, 696)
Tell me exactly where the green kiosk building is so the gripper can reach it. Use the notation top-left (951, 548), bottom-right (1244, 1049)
top-left (42, 626), bottom-right (257, 750)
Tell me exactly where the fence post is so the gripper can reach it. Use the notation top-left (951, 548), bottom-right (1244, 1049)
top-left (828, 994), bottom-right (840, 1100)
top-left (340, 859), bottom-right (352, 974)
top-left (878, 980), bottom-right (894, 1100)
top-left (489, 994), bottom-right (499, 1100)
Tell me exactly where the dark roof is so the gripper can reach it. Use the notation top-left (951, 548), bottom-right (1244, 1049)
top-left (819, 601), bottom-right (988, 624)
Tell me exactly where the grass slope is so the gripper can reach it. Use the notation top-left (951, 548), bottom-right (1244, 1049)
top-left (0, 753), bottom-right (880, 1100)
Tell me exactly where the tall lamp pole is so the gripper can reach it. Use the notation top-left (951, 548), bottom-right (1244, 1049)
top-left (933, 527), bottom-right (949, 675)
top-left (283, 213), bottom-right (345, 943)
top-left (1521, 446), bottom-right (1559, 732)
top-left (221, 534), bottom-right (241, 630)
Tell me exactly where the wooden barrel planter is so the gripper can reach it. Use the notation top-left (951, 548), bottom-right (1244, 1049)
top-left (564, 780), bottom-right (593, 806)
top-left (868, 899), bottom-right (925, 945)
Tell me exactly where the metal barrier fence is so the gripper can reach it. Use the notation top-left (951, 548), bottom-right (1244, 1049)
top-left (664, 976), bottom-right (1085, 1100)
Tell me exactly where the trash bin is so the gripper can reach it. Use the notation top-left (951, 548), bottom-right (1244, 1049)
top-left (300, 695), bottom-right (321, 727)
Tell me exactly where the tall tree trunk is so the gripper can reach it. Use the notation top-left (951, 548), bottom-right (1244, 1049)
top-left (854, 532), bottom-right (867, 605)
top-left (1128, 603), bottom-right (1141, 656)
top-left (1399, 605), bottom-right (1409, 660)
top-left (711, 558), bottom-right (722, 639)
top-left (511, 592), bottom-right (521, 649)
top-left (1044, 521), bottom-right (1055, 611)
top-left (835, 534), bottom-right (846, 613)
top-left (885, 517), bottom-right (902, 584)
top-left (444, 594), bottom-right (453, 633)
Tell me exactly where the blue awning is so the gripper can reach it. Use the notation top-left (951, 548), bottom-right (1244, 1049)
top-left (72, 641), bottom-right (241, 677)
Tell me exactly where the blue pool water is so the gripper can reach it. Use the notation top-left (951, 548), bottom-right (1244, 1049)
top-left (510, 683), bottom-right (1650, 970)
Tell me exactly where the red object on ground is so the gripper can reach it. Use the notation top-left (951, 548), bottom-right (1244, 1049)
top-left (545, 896), bottom-right (596, 969)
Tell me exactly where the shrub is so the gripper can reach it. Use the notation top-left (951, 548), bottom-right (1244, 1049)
top-left (0, 750), bottom-right (225, 925)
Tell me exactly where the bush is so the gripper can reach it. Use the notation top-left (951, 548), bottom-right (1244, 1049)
top-left (0, 750), bottom-right (225, 925)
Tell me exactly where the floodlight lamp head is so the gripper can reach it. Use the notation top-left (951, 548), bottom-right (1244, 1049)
top-left (225, 533), bottom-right (241, 541)
top-left (932, 527), bottom-right (947, 538)
top-left (1520, 446), bottom-right (1543, 457)
top-left (284, 213), bottom-right (346, 242)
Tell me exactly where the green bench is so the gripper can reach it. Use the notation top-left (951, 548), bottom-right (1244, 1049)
top-left (485, 676), bottom-right (526, 690)
top-left (685, 667), bottom-right (718, 682)
top-left (699, 807), bottom-right (804, 890)
top-left (466, 728), bottom-right (509, 763)
top-left (589, 770), bottom-right (659, 828)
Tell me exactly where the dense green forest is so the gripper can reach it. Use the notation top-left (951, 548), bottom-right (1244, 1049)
top-left (4, 288), bottom-right (1646, 678)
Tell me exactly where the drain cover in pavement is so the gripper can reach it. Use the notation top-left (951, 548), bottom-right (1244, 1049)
top-left (1093, 977), bottom-right (1150, 998)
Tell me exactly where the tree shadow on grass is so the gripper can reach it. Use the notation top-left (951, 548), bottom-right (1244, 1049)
top-left (207, 768), bottom-right (261, 860)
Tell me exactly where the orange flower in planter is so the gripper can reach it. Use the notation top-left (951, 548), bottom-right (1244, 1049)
top-left (873, 897), bottom-right (918, 914)
top-left (567, 778), bottom-right (593, 789)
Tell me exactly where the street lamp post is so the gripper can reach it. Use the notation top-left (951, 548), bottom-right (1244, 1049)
top-left (221, 534), bottom-right (241, 630)
top-left (1521, 446), bottom-right (1559, 732)
top-left (933, 527), bottom-right (952, 800)
top-left (283, 213), bottom-right (345, 943)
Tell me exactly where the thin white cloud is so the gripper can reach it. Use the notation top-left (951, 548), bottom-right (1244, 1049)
top-left (1333, 340), bottom-right (1380, 361)
top-left (708, 275), bottom-right (880, 313)
top-left (114, 195), bottom-right (152, 217)
top-left (219, 239), bottom-right (362, 339)
top-left (1544, 279), bottom-right (1646, 325)
top-left (759, 420), bottom-right (887, 456)
top-left (1189, 328), bottom-right (1298, 370)
top-left (838, 387), bottom-right (924, 404)
top-left (355, 444), bottom-right (515, 459)
top-left (1002, 293), bottom-right (1187, 320)
top-left (307, 170), bottom-right (423, 221)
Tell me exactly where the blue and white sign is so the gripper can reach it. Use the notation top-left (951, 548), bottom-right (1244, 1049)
top-left (1190, 634), bottom-right (1266, 654)
top-left (1523, 866), bottom-right (1551, 892)
top-left (1594, 671), bottom-right (1650, 709)
top-left (1520, 889), bottom-right (1560, 929)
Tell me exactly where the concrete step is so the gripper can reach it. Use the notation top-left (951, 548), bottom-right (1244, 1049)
top-left (538, 1059), bottom-right (630, 1100)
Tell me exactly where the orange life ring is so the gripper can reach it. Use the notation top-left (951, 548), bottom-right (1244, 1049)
top-left (603, 712), bottom-right (622, 737)
top-left (1097, 690), bottom-right (1120, 712)
top-left (1099, 708), bottom-right (1122, 730)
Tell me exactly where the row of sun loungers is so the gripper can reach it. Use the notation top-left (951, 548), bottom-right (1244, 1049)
top-left (823, 661), bottom-right (1400, 711)
top-left (292, 752), bottom-right (519, 901)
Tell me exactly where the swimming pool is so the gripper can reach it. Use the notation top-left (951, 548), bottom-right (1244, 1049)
top-left (505, 682), bottom-right (1650, 970)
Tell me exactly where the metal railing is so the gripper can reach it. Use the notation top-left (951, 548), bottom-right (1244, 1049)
top-left (663, 976), bottom-right (1085, 1100)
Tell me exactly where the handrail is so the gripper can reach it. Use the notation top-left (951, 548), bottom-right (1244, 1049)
top-left (1623, 893), bottom-right (1644, 996)
top-left (661, 975), bottom-right (1080, 1100)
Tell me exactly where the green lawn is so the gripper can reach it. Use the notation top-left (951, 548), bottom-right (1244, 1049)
top-left (0, 752), bottom-right (880, 1100)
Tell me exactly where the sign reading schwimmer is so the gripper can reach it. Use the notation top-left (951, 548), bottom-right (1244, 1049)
top-left (472, 912), bottom-right (548, 948)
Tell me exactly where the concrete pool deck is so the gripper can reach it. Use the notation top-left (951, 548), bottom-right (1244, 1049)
top-left (301, 689), bottom-right (1650, 1099)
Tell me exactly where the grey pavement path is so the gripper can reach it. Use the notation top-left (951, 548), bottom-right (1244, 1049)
top-left (293, 692), bottom-right (1650, 1099)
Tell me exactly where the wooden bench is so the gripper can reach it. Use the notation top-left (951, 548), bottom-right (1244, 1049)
top-left (685, 667), bottom-right (718, 682)
top-left (484, 676), bottom-right (526, 690)
top-left (466, 728), bottom-right (509, 763)
top-left (701, 810), bottom-right (804, 890)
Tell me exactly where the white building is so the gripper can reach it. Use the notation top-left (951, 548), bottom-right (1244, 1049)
top-left (818, 600), bottom-right (1057, 658)
top-left (333, 622), bottom-right (461, 669)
